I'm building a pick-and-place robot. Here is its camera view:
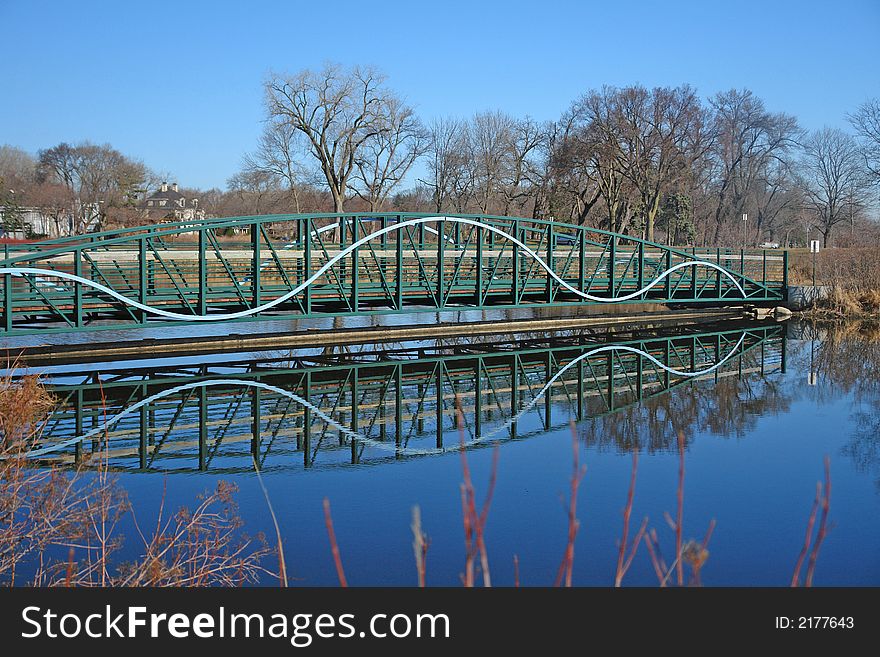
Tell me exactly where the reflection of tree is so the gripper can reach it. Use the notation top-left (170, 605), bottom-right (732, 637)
top-left (847, 410), bottom-right (880, 490)
top-left (801, 321), bottom-right (880, 490)
top-left (581, 320), bottom-right (880, 478)
top-left (580, 348), bottom-right (793, 452)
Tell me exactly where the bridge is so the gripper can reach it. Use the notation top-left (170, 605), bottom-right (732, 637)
top-left (24, 322), bottom-right (785, 471)
top-left (0, 213), bottom-right (787, 335)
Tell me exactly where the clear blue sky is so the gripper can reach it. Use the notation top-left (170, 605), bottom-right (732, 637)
top-left (2, 0), bottom-right (878, 190)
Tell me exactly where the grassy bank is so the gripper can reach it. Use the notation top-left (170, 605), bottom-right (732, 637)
top-left (789, 247), bottom-right (880, 317)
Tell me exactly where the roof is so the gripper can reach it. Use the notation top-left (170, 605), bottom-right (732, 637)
top-left (140, 187), bottom-right (199, 210)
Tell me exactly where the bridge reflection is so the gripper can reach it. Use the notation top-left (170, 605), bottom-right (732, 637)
top-left (30, 322), bottom-right (786, 472)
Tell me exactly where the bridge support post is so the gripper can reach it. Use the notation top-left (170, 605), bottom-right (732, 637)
top-left (545, 351), bottom-right (552, 425)
top-left (74, 251), bottom-right (83, 327)
top-left (474, 361), bottom-right (482, 438)
top-left (511, 219), bottom-right (520, 305)
top-left (350, 369), bottom-right (359, 464)
top-left (437, 219), bottom-right (445, 309)
top-left (303, 372), bottom-right (311, 468)
top-left (782, 250), bottom-right (789, 302)
top-left (436, 362), bottom-right (443, 448)
top-left (351, 218), bottom-right (359, 311)
top-left (198, 229), bottom-right (207, 317)
top-left (139, 381), bottom-right (148, 469)
top-left (475, 225), bottom-right (483, 306)
top-left (3, 272), bottom-right (12, 333)
top-left (74, 389), bottom-right (83, 464)
top-left (606, 352), bottom-right (614, 412)
top-left (664, 251), bottom-right (672, 299)
top-left (638, 242), bottom-right (645, 300)
top-left (579, 230), bottom-right (586, 301)
top-left (304, 217), bottom-right (312, 314)
top-left (576, 353), bottom-right (584, 420)
top-left (546, 224), bottom-right (553, 303)
top-left (608, 236), bottom-right (616, 296)
top-left (395, 225), bottom-right (403, 310)
top-left (510, 354), bottom-right (518, 440)
top-left (139, 238), bottom-right (148, 324)
top-left (198, 384), bottom-right (207, 471)
top-left (251, 223), bottom-right (261, 310)
top-left (395, 364), bottom-right (403, 451)
top-left (636, 352), bottom-right (644, 401)
top-left (251, 386), bottom-right (261, 463)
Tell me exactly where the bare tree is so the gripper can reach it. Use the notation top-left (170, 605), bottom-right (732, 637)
top-left (500, 117), bottom-right (546, 216)
top-left (470, 111), bottom-right (515, 213)
top-left (848, 98), bottom-right (880, 183)
top-left (0, 145), bottom-right (36, 186)
top-left (351, 96), bottom-right (427, 211)
top-left (706, 89), bottom-right (800, 244)
top-left (264, 64), bottom-right (399, 215)
top-left (422, 118), bottom-right (466, 213)
top-left (227, 168), bottom-right (284, 216)
top-left (618, 85), bottom-right (709, 241)
top-left (569, 87), bottom-right (638, 234)
top-left (243, 118), bottom-right (308, 213)
top-left (37, 142), bottom-right (150, 232)
top-left (798, 128), bottom-right (870, 246)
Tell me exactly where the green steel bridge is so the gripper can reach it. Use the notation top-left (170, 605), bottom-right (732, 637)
top-left (0, 213), bottom-right (787, 335)
top-left (24, 322), bottom-right (785, 472)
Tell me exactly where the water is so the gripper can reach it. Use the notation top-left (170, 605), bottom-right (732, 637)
top-left (13, 318), bottom-right (880, 586)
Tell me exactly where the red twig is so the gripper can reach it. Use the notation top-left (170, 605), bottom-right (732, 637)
top-left (411, 505), bottom-right (429, 588)
top-left (643, 529), bottom-right (668, 586)
top-left (456, 396), bottom-right (496, 587)
top-left (322, 498), bottom-right (347, 587)
top-left (615, 449), bottom-right (645, 587)
top-left (791, 483), bottom-right (820, 587)
top-left (804, 457), bottom-right (832, 587)
top-left (555, 422), bottom-right (586, 587)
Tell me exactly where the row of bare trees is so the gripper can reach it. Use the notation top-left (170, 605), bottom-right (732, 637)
top-left (3, 63), bottom-right (878, 246)
top-left (231, 64), bottom-right (878, 247)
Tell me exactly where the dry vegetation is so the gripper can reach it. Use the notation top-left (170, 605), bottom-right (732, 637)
top-left (0, 371), bottom-right (273, 587)
top-left (790, 247), bottom-right (880, 316)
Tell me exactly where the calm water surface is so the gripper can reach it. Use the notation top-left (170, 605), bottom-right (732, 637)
top-left (21, 318), bottom-right (880, 586)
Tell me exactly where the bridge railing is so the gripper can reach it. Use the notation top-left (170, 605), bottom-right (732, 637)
top-left (0, 213), bottom-right (786, 334)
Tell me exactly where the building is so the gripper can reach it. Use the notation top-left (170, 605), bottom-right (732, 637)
top-left (140, 182), bottom-right (205, 221)
top-left (0, 206), bottom-right (72, 239)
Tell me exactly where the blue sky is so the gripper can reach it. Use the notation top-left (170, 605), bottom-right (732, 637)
top-left (2, 0), bottom-right (878, 189)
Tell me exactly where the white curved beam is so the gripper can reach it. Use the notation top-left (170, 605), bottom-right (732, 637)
top-left (17, 335), bottom-right (747, 460)
top-left (0, 216), bottom-right (749, 322)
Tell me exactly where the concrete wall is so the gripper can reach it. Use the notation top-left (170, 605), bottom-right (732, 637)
top-left (786, 285), bottom-right (831, 310)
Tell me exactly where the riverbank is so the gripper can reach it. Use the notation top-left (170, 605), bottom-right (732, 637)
top-left (789, 247), bottom-right (880, 319)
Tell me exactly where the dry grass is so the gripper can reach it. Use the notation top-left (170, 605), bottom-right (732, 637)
top-left (1, 373), bottom-right (273, 587)
top-left (790, 247), bottom-right (880, 316)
